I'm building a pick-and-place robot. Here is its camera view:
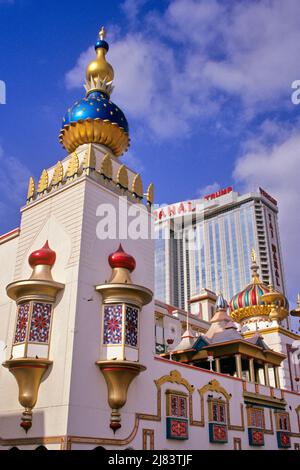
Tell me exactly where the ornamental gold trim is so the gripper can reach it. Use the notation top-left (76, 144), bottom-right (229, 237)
top-left (27, 177), bottom-right (35, 200)
top-left (230, 304), bottom-right (288, 323)
top-left (198, 379), bottom-right (231, 402)
top-left (96, 360), bottom-right (146, 432)
top-left (155, 369), bottom-right (195, 394)
top-left (66, 152), bottom-right (79, 179)
top-left (2, 358), bottom-right (53, 432)
top-left (146, 183), bottom-right (154, 205)
top-left (116, 164), bottom-right (128, 189)
top-left (51, 161), bottom-right (64, 186)
top-left (59, 119), bottom-right (129, 157)
top-left (142, 429), bottom-right (154, 450)
top-left (37, 169), bottom-right (49, 194)
top-left (100, 153), bottom-right (113, 179)
top-left (132, 174), bottom-right (143, 198)
top-left (82, 144), bottom-right (96, 173)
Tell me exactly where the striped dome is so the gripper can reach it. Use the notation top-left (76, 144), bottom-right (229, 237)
top-left (230, 281), bottom-right (289, 323)
top-left (230, 282), bottom-right (269, 312)
top-left (230, 252), bottom-right (289, 323)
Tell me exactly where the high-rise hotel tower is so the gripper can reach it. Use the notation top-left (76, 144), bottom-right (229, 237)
top-left (155, 187), bottom-right (286, 313)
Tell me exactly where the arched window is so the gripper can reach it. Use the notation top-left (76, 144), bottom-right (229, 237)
top-left (208, 397), bottom-right (228, 444)
top-left (165, 389), bottom-right (189, 440)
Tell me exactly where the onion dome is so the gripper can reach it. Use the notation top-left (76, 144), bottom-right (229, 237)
top-left (59, 27), bottom-right (129, 157)
top-left (108, 244), bottom-right (136, 272)
top-left (28, 241), bottom-right (56, 267)
top-left (230, 250), bottom-right (288, 323)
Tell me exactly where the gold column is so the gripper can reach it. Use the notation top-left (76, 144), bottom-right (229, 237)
top-left (274, 366), bottom-right (281, 389)
top-left (235, 354), bottom-right (242, 378)
top-left (263, 363), bottom-right (270, 386)
top-left (215, 358), bottom-right (221, 373)
top-left (249, 358), bottom-right (255, 382)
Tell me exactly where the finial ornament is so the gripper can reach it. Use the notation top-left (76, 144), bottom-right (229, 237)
top-left (251, 248), bottom-right (256, 263)
top-left (99, 26), bottom-right (106, 41)
top-left (250, 248), bottom-right (260, 283)
top-left (86, 26), bottom-right (114, 94)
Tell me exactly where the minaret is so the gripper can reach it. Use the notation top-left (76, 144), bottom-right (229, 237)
top-left (0, 27), bottom-right (155, 444)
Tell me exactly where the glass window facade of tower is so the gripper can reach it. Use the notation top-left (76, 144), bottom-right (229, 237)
top-left (154, 188), bottom-right (286, 311)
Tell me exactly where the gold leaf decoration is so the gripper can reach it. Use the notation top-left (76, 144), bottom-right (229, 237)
top-left (146, 183), bottom-right (154, 204)
top-left (132, 173), bottom-right (143, 198)
top-left (37, 169), bottom-right (49, 193)
top-left (83, 144), bottom-right (96, 172)
top-left (198, 379), bottom-right (231, 401)
top-left (155, 370), bottom-right (195, 394)
top-left (116, 164), bottom-right (128, 189)
top-left (27, 176), bottom-right (35, 200)
top-left (100, 153), bottom-right (112, 179)
top-left (66, 152), bottom-right (79, 178)
top-left (51, 161), bottom-right (64, 186)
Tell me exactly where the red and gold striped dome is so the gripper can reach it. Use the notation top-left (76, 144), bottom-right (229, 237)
top-left (230, 252), bottom-right (289, 323)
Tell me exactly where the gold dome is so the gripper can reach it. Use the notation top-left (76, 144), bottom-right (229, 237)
top-left (86, 27), bottom-right (114, 85)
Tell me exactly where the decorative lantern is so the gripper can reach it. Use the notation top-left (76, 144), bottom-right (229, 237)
top-left (3, 241), bottom-right (64, 432)
top-left (95, 245), bottom-right (152, 432)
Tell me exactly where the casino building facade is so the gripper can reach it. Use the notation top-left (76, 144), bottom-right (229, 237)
top-left (154, 187), bottom-right (286, 315)
top-left (0, 27), bottom-right (299, 451)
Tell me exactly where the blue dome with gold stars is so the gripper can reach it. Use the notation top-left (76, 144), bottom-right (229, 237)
top-left (59, 27), bottom-right (130, 157)
top-left (63, 91), bottom-right (129, 133)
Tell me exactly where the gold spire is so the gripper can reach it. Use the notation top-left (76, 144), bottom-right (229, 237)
top-left (250, 248), bottom-right (260, 283)
top-left (86, 26), bottom-right (114, 86)
top-left (99, 26), bottom-right (106, 41)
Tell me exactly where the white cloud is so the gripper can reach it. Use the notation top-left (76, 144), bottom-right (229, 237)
top-left (233, 121), bottom-right (300, 304)
top-left (197, 181), bottom-right (220, 198)
top-left (0, 144), bottom-right (31, 207)
top-left (64, 0), bottom-right (300, 139)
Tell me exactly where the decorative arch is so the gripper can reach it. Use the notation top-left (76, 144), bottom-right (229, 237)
top-left (155, 370), bottom-right (195, 394)
top-left (198, 379), bottom-right (231, 401)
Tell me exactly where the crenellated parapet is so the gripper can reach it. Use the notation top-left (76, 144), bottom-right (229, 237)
top-left (26, 144), bottom-right (154, 207)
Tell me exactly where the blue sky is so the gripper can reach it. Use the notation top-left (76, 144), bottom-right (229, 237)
top-left (0, 0), bottom-right (300, 309)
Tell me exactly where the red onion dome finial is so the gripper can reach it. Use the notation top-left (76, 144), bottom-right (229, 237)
top-left (28, 241), bottom-right (56, 268)
top-left (108, 244), bottom-right (136, 272)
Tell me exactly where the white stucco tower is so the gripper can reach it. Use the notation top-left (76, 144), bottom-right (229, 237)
top-left (0, 27), bottom-right (156, 447)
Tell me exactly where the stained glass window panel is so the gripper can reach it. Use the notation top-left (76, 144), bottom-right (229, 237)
top-left (29, 303), bottom-right (52, 343)
top-left (14, 303), bottom-right (30, 344)
top-left (125, 305), bottom-right (139, 347)
top-left (103, 304), bottom-right (123, 344)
